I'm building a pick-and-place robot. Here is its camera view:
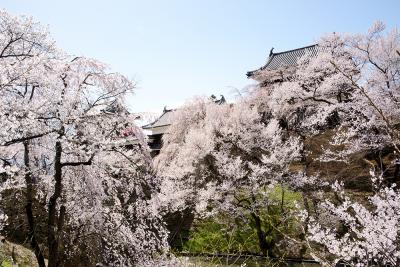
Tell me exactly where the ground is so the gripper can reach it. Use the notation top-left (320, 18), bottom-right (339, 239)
top-left (0, 238), bottom-right (39, 267)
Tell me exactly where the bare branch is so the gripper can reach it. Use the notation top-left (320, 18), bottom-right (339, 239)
top-left (3, 130), bottom-right (55, 146)
top-left (61, 154), bottom-right (94, 167)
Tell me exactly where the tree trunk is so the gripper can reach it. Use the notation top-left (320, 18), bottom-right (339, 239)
top-left (165, 208), bottom-right (195, 249)
top-left (23, 141), bottom-right (46, 267)
top-left (299, 193), bottom-right (311, 258)
top-left (251, 212), bottom-right (273, 257)
top-left (393, 158), bottom-right (400, 183)
top-left (48, 141), bottom-right (63, 267)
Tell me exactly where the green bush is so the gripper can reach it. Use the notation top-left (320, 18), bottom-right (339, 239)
top-left (183, 185), bottom-right (302, 256)
top-left (183, 216), bottom-right (259, 254)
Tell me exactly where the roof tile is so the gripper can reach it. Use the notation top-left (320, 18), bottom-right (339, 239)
top-left (247, 44), bottom-right (319, 77)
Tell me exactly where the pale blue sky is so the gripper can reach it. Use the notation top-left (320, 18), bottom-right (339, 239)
top-left (2, 0), bottom-right (399, 113)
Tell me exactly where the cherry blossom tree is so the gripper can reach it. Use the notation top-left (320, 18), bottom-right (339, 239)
top-left (155, 95), bottom-right (302, 255)
top-left (0, 11), bottom-right (168, 266)
top-left (299, 23), bottom-right (400, 266)
top-left (255, 21), bottom-right (400, 265)
top-left (302, 176), bottom-right (400, 266)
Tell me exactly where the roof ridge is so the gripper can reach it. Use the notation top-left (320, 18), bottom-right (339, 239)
top-left (272, 44), bottom-right (317, 56)
top-left (247, 44), bottom-right (320, 77)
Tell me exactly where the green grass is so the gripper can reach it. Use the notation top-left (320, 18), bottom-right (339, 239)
top-left (183, 217), bottom-right (259, 254)
top-left (183, 185), bottom-right (302, 256)
top-left (1, 260), bottom-right (12, 267)
top-left (0, 240), bottom-right (39, 267)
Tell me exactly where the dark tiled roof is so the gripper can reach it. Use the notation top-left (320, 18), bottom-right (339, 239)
top-left (142, 95), bottom-right (226, 131)
top-left (142, 109), bottom-right (175, 129)
top-left (247, 44), bottom-right (318, 77)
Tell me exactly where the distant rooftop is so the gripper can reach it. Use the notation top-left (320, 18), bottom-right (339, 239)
top-left (143, 95), bottom-right (226, 132)
top-left (142, 108), bottom-right (175, 130)
top-left (247, 44), bottom-right (318, 78)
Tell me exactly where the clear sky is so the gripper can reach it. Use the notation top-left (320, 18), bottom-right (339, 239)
top-left (2, 0), bottom-right (399, 113)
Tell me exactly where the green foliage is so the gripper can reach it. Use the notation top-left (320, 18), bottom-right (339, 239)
top-left (0, 245), bottom-right (11, 267)
top-left (1, 260), bottom-right (12, 267)
top-left (258, 186), bottom-right (302, 243)
top-left (269, 185), bottom-right (302, 209)
top-left (183, 217), bottom-right (259, 254)
top-left (183, 185), bottom-right (302, 256)
top-left (0, 241), bottom-right (39, 267)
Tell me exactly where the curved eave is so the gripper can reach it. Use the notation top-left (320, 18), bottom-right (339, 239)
top-left (143, 123), bottom-right (171, 130)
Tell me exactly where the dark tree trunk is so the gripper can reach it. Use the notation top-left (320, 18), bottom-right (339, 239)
top-left (250, 212), bottom-right (274, 257)
top-left (23, 141), bottom-right (46, 267)
top-left (393, 159), bottom-right (400, 183)
top-left (299, 193), bottom-right (311, 258)
top-left (165, 208), bottom-right (195, 249)
top-left (48, 141), bottom-right (63, 267)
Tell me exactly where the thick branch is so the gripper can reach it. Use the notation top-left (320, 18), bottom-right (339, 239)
top-left (3, 130), bottom-right (55, 146)
top-left (48, 140), bottom-right (62, 267)
top-left (61, 154), bottom-right (94, 167)
top-left (301, 96), bottom-right (333, 105)
top-left (330, 60), bottom-right (400, 152)
top-left (0, 53), bottom-right (34, 58)
top-left (0, 36), bottom-right (23, 57)
top-left (23, 141), bottom-right (46, 267)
